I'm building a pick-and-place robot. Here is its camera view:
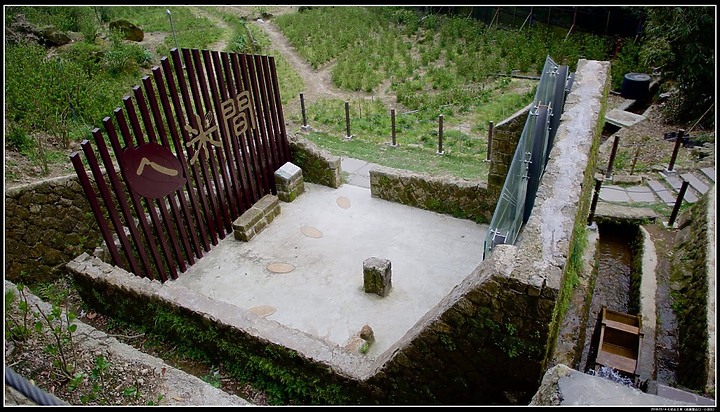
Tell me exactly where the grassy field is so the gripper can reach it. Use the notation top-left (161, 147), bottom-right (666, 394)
top-left (5, 6), bottom-right (645, 181)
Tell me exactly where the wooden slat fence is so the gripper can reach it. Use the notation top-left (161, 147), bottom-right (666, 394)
top-left (70, 48), bottom-right (291, 282)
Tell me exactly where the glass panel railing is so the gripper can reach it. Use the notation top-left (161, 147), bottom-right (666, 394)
top-left (483, 55), bottom-right (569, 258)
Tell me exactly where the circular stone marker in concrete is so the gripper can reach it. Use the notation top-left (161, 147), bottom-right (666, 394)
top-left (248, 305), bottom-right (277, 317)
top-left (266, 262), bottom-right (295, 273)
top-left (301, 226), bottom-right (323, 238)
top-left (336, 196), bottom-right (351, 209)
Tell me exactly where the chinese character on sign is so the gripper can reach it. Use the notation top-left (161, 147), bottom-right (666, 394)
top-left (220, 90), bottom-right (257, 137)
top-left (185, 111), bottom-right (221, 165)
top-left (122, 142), bottom-right (186, 199)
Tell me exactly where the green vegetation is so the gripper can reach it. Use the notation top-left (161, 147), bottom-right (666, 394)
top-left (640, 6), bottom-right (715, 127)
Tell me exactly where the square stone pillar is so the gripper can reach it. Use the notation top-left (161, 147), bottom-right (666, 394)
top-left (275, 162), bottom-right (305, 202)
top-left (363, 257), bottom-right (392, 297)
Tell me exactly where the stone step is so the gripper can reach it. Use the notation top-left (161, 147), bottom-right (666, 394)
top-left (659, 172), bottom-right (699, 203)
top-left (647, 179), bottom-right (676, 207)
top-left (681, 172), bottom-right (709, 196)
top-left (700, 167), bottom-right (715, 183)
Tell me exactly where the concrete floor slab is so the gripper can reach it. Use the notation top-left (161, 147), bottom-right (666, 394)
top-left (605, 108), bottom-right (646, 128)
top-left (174, 183), bottom-right (488, 358)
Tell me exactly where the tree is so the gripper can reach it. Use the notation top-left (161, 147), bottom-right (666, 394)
top-left (639, 6), bottom-right (715, 128)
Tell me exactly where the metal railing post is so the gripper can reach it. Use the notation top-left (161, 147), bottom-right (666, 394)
top-left (587, 177), bottom-right (603, 226)
top-left (437, 114), bottom-right (444, 155)
top-left (668, 180), bottom-right (689, 227)
top-left (486, 120), bottom-right (494, 161)
top-left (667, 129), bottom-right (685, 172)
top-left (390, 108), bottom-right (397, 146)
top-left (605, 134), bottom-right (620, 179)
top-left (300, 93), bottom-right (307, 127)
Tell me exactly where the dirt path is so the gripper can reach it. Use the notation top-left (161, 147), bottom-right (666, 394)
top-left (190, 6), bottom-right (230, 52)
top-left (205, 6), bottom-right (401, 109)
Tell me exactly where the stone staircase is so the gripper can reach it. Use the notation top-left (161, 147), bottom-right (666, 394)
top-left (647, 166), bottom-right (716, 207)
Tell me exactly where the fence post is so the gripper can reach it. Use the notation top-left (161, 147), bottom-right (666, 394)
top-left (300, 93), bottom-right (308, 128)
top-left (605, 134), bottom-right (620, 179)
top-left (666, 129), bottom-right (685, 173)
top-left (437, 114), bottom-right (444, 155)
top-left (587, 177), bottom-right (603, 226)
top-left (486, 120), bottom-right (494, 161)
top-left (344, 101), bottom-right (352, 140)
top-left (667, 180), bottom-right (689, 227)
top-left (390, 108), bottom-right (397, 147)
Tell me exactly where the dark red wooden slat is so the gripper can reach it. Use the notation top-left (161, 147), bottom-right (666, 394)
top-left (91, 125), bottom-right (153, 278)
top-left (260, 55), bottom-right (283, 172)
top-left (80, 140), bottom-right (142, 277)
top-left (132, 86), bottom-right (186, 276)
top-left (184, 48), bottom-right (231, 237)
top-left (252, 54), bottom-right (279, 193)
top-left (212, 50), bottom-right (253, 212)
top-left (142, 74), bottom-right (196, 267)
top-left (123, 96), bottom-right (146, 145)
top-left (243, 53), bottom-right (274, 196)
top-left (203, 49), bottom-right (246, 215)
top-left (111, 108), bottom-right (170, 282)
top-left (192, 49), bottom-right (236, 228)
top-left (170, 49), bottom-right (220, 246)
top-left (153, 63), bottom-right (207, 256)
top-left (232, 53), bottom-right (265, 201)
top-left (70, 152), bottom-right (124, 269)
top-left (268, 57), bottom-right (292, 164)
top-left (223, 52), bottom-right (260, 205)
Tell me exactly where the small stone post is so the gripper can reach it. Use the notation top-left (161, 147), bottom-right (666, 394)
top-left (363, 257), bottom-right (392, 297)
top-left (274, 162), bottom-right (305, 202)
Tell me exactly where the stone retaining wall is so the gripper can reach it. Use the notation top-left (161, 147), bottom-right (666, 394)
top-left (288, 134), bottom-right (342, 188)
top-left (487, 103), bottom-right (532, 206)
top-left (4, 176), bottom-right (102, 285)
top-left (670, 186), bottom-right (716, 393)
top-left (369, 166), bottom-right (492, 224)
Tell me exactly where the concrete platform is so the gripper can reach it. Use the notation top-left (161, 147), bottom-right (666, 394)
top-left (174, 182), bottom-right (489, 358)
top-left (605, 108), bottom-right (646, 128)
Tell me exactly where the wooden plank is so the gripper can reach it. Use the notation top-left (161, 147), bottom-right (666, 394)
top-left (91, 127), bottom-right (149, 278)
top-left (183, 48), bottom-right (230, 238)
top-left (603, 318), bottom-right (639, 335)
top-left (143, 73), bottom-right (197, 266)
top-left (105, 112), bottom-right (161, 280)
top-left (153, 63), bottom-right (207, 257)
top-left (114, 107), bottom-right (172, 282)
top-left (191, 48), bottom-right (235, 231)
top-left (170, 50), bottom-right (220, 246)
top-left (245, 53), bottom-right (274, 196)
top-left (254, 54), bottom-right (279, 190)
top-left (596, 349), bottom-right (637, 375)
top-left (80, 141), bottom-right (140, 276)
top-left (133, 85), bottom-right (186, 277)
top-left (70, 152), bottom-right (124, 269)
top-left (134, 76), bottom-right (187, 279)
top-left (233, 53), bottom-right (266, 201)
top-left (213, 50), bottom-right (253, 212)
top-left (269, 56), bottom-right (291, 164)
top-left (202, 49), bottom-right (242, 218)
top-left (259, 55), bottom-right (282, 175)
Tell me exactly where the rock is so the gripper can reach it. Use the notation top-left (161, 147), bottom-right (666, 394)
top-left (109, 19), bottom-right (144, 42)
top-left (38, 26), bottom-right (71, 47)
top-left (359, 325), bottom-right (375, 343)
